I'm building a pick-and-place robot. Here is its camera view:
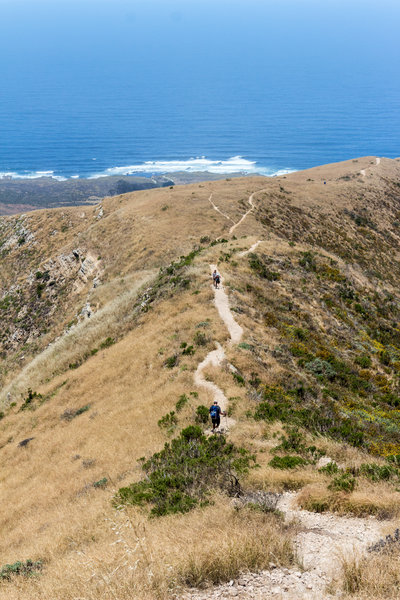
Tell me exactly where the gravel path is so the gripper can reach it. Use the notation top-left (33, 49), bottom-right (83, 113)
top-left (183, 492), bottom-right (383, 600)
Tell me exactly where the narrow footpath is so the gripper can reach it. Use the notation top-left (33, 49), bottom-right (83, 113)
top-left (188, 195), bottom-right (385, 599)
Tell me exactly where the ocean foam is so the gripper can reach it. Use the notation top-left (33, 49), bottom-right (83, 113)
top-left (0, 170), bottom-right (67, 181)
top-left (0, 157), bottom-right (297, 182)
top-left (88, 156), bottom-right (296, 178)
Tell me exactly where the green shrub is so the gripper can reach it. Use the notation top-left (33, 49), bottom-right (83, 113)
top-left (36, 282), bottom-right (46, 298)
top-left (164, 354), bottom-right (178, 369)
top-left (328, 472), bottom-right (356, 492)
top-left (100, 336), bottom-right (115, 350)
top-left (158, 411), bottom-right (178, 431)
top-left (319, 461), bottom-right (339, 475)
top-left (194, 331), bottom-right (208, 346)
top-left (359, 463), bottom-right (398, 482)
top-left (299, 251), bottom-right (316, 271)
top-left (269, 455), bottom-right (307, 470)
top-left (75, 405), bottom-right (90, 417)
top-left (305, 358), bottom-right (336, 380)
top-left (20, 388), bottom-right (42, 411)
top-left (61, 405), bottom-right (90, 421)
top-left (175, 394), bottom-right (189, 412)
top-left (115, 426), bottom-right (255, 516)
top-left (355, 354), bottom-right (372, 368)
top-left (248, 254), bottom-right (280, 280)
top-left (386, 454), bottom-right (400, 466)
top-left (232, 372), bottom-right (245, 386)
top-left (0, 559), bottom-right (43, 580)
top-left (182, 345), bottom-right (195, 356)
top-left (93, 477), bottom-right (108, 488)
top-left (195, 405), bottom-right (209, 424)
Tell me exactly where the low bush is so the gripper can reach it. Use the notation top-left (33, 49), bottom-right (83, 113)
top-left (158, 411), bottom-right (178, 432)
top-left (319, 461), bottom-right (339, 475)
top-left (100, 336), bottom-right (115, 349)
top-left (182, 345), bottom-right (195, 356)
top-left (93, 477), bottom-right (108, 488)
top-left (61, 404), bottom-right (90, 421)
top-left (193, 331), bottom-right (208, 346)
top-left (115, 426), bottom-right (256, 516)
top-left (328, 472), bottom-right (356, 492)
top-left (248, 253), bottom-right (280, 280)
top-left (20, 388), bottom-right (42, 411)
top-left (269, 455), bottom-right (307, 470)
top-left (0, 559), bottom-right (43, 580)
top-left (195, 405), bottom-right (209, 424)
top-left (164, 354), bottom-right (178, 369)
top-left (175, 394), bottom-right (189, 412)
top-left (359, 463), bottom-right (398, 482)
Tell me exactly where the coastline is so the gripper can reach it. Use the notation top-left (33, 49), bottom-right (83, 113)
top-left (0, 171), bottom-right (260, 216)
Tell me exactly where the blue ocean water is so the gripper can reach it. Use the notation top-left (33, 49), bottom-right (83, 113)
top-left (0, 0), bottom-right (399, 180)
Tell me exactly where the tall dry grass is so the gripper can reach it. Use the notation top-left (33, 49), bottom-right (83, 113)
top-left (338, 547), bottom-right (400, 599)
top-left (0, 499), bottom-right (296, 600)
top-left (297, 483), bottom-right (400, 519)
top-left (0, 270), bottom-right (154, 407)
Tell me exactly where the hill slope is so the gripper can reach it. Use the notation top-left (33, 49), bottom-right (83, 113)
top-left (1, 156), bottom-right (400, 599)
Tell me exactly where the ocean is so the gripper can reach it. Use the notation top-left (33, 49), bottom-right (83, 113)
top-left (0, 0), bottom-right (399, 180)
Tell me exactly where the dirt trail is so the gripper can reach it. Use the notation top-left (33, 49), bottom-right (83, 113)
top-left (193, 264), bottom-right (243, 427)
top-left (238, 239), bottom-right (261, 257)
top-left (189, 230), bottom-right (386, 599)
top-left (360, 156), bottom-right (381, 177)
top-left (185, 491), bottom-right (384, 600)
top-left (208, 193), bottom-right (235, 224)
top-left (229, 191), bottom-right (257, 235)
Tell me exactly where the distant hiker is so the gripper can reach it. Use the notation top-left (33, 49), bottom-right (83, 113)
top-left (212, 269), bottom-right (221, 289)
top-left (209, 400), bottom-right (225, 431)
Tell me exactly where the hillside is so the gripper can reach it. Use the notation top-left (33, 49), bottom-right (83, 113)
top-left (1, 156), bottom-right (400, 599)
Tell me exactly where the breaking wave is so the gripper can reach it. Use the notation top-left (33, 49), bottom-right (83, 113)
top-left (0, 170), bottom-right (67, 181)
top-left (0, 157), bottom-right (297, 181)
top-left (88, 156), bottom-right (296, 178)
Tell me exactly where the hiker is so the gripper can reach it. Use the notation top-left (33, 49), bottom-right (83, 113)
top-left (212, 269), bottom-right (221, 289)
top-left (209, 400), bottom-right (225, 431)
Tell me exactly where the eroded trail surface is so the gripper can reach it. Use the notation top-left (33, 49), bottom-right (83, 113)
top-left (185, 492), bottom-right (383, 600)
top-left (193, 264), bottom-right (242, 428)
top-left (189, 231), bottom-right (385, 599)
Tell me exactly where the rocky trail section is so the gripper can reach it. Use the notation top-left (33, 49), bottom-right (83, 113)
top-left (184, 492), bottom-right (384, 600)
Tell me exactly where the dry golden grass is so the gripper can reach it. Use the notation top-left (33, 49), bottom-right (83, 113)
top-left (297, 483), bottom-right (400, 519)
top-left (0, 498), bottom-right (296, 600)
top-left (0, 269), bottom-right (155, 407)
top-left (3, 160), bottom-right (400, 597)
top-left (336, 544), bottom-right (400, 599)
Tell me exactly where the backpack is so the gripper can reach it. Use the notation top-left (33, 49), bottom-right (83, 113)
top-left (210, 406), bottom-right (218, 418)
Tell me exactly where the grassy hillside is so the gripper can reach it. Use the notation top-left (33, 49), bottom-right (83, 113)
top-left (1, 156), bottom-right (400, 599)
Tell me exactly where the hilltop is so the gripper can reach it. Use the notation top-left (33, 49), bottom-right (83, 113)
top-left (0, 156), bottom-right (400, 599)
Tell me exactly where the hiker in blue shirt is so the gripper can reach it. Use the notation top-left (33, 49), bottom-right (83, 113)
top-left (212, 269), bottom-right (221, 289)
top-left (209, 400), bottom-right (225, 431)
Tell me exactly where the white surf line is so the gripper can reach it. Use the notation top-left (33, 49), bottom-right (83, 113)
top-left (208, 193), bottom-right (235, 224)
